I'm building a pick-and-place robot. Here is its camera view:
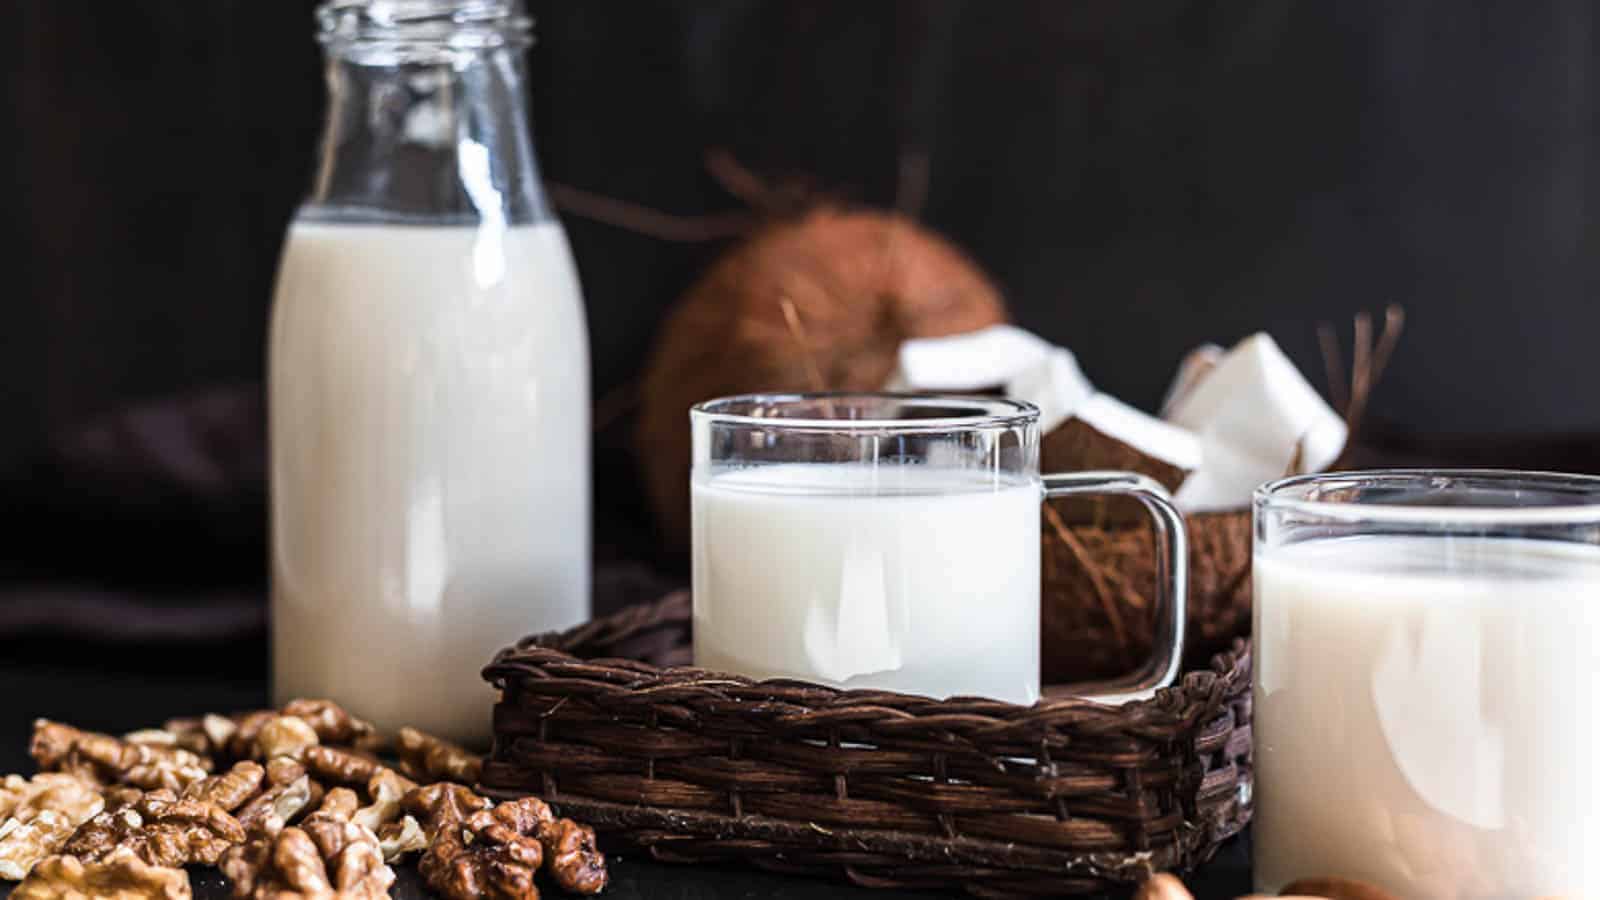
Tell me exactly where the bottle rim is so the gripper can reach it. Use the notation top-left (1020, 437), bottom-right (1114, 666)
top-left (316, 0), bottom-right (532, 51)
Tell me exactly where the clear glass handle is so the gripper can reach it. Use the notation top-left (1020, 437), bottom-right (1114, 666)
top-left (1043, 471), bottom-right (1188, 704)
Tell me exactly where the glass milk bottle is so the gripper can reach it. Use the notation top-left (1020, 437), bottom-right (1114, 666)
top-left (269, 0), bottom-right (590, 744)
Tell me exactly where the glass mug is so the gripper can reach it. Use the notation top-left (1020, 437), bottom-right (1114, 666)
top-left (1254, 470), bottom-right (1600, 899)
top-left (689, 392), bottom-right (1188, 705)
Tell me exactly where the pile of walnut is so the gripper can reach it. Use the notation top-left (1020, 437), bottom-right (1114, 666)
top-left (0, 699), bottom-right (606, 899)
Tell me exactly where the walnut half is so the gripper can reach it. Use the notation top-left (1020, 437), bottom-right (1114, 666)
top-left (234, 776), bottom-right (317, 840)
top-left (253, 718), bottom-right (318, 763)
top-left (31, 722), bottom-right (210, 792)
top-left (483, 798), bottom-right (608, 896)
top-left (1, 776), bottom-right (71, 823)
top-left (401, 783), bottom-right (491, 839)
top-left (302, 746), bottom-right (383, 790)
top-left (538, 816), bottom-right (608, 896)
top-left (12, 851), bottom-right (191, 900)
top-left (0, 775), bottom-right (105, 880)
top-left (220, 819), bottom-right (393, 900)
top-left (396, 728), bottom-right (482, 786)
top-left (181, 762), bottom-right (265, 814)
top-left (375, 816), bottom-right (427, 863)
top-left (352, 769), bottom-right (414, 833)
top-left (63, 789), bottom-right (245, 869)
top-left (160, 714), bottom-right (241, 759)
top-left (418, 811), bottom-right (543, 900)
top-left (418, 796), bottom-right (609, 900)
top-left (279, 700), bottom-right (379, 751)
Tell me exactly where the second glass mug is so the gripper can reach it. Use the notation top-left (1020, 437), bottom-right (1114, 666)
top-left (1253, 470), bottom-right (1600, 898)
top-left (689, 392), bottom-right (1188, 705)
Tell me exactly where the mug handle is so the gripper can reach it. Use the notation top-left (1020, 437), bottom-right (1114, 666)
top-left (1043, 471), bottom-right (1188, 704)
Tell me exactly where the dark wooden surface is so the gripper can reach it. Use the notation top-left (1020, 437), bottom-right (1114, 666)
top-left (0, 636), bottom-right (1252, 899)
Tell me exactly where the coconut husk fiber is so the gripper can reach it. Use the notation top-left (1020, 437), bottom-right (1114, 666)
top-left (1040, 306), bottom-right (1403, 684)
top-left (1042, 504), bottom-right (1252, 682)
top-left (636, 205), bottom-right (1007, 547)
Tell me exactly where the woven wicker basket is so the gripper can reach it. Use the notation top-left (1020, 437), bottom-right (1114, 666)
top-left (481, 592), bottom-right (1253, 897)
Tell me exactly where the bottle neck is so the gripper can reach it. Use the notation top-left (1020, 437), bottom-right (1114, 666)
top-left (305, 3), bottom-right (550, 227)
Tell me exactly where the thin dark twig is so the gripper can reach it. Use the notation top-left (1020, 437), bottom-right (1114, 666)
top-left (1326, 305), bottom-right (1406, 469)
top-left (705, 148), bottom-right (777, 214)
top-left (1369, 304), bottom-right (1406, 387)
top-left (1346, 311), bottom-right (1374, 436)
top-left (1043, 502), bottom-right (1128, 653)
top-left (779, 296), bottom-right (830, 396)
top-left (547, 182), bottom-right (753, 243)
top-left (1284, 435), bottom-right (1306, 477)
top-left (1318, 322), bottom-right (1349, 416)
top-left (1352, 310), bottom-right (1373, 393)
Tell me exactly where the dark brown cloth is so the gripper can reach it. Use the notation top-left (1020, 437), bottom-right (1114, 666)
top-left (0, 383), bottom-right (680, 641)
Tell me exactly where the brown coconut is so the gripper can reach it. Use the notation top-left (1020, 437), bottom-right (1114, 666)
top-left (1040, 393), bottom-right (1201, 526)
top-left (1041, 417), bottom-right (1193, 494)
top-left (1041, 505), bottom-right (1253, 684)
top-left (636, 206), bottom-right (1008, 547)
top-left (1038, 393), bottom-right (1248, 684)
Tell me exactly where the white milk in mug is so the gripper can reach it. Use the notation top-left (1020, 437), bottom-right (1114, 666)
top-left (1253, 535), bottom-right (1600, 899)
top-left (692, 463), bottom-right (1041, 704)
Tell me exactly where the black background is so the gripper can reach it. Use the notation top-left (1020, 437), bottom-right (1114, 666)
top-left (2, 0), bottom-right (1597, 638)
top-left (9, 2), bottom-right (1600, 592)
top-left (2, 2), bottom-right (1580, 893)
top-left (9, 0), bottom-right (1600, 465)
top-left (1, 3), bottom-right (1596, 632)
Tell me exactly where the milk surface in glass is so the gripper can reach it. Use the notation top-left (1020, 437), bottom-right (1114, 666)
top-left (1253, 534), bottom-right (1600, 899)
top-left (270, 219), bottom-right (589, 744)
top-left (691, 463), bottom-right (1041, 704)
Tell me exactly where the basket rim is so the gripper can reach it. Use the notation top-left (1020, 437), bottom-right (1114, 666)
top-left (483, 595), bottom-right (1250, 737)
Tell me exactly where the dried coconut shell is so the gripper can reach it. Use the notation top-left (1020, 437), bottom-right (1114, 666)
top-left (1042, 419), bottom-right (1188, 490)
top-left (1041, 507), bottom-right (1250, 684)
top-left (1040, 394), bottom-right (1200, 525)
top-left (636, 206), bottom-right (1007, 547)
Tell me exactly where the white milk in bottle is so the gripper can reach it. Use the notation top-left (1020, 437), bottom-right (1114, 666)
top-left (270, 1), bottom-right (589, 744)
top-left (270, 221), bottom-right (588, 743)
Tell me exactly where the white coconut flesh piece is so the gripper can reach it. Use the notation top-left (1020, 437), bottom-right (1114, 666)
top-left (1165, 332), bottom-right (1347, 511)
top-left (1042, 393), bottom-right (1202, 487)
top-left (888, 325), bottom-right (1098, 434)
top-left (889, 326), bottom-right (1194, 489)
top-left (885, 324), bottom-right (1056, 391)
top-left (1007, 348), bottom-right (1095, 433)
top-left (1171, 439), bottom-right (1278, 511)
top-left (1080, 394), bottom-right (1202, 471)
